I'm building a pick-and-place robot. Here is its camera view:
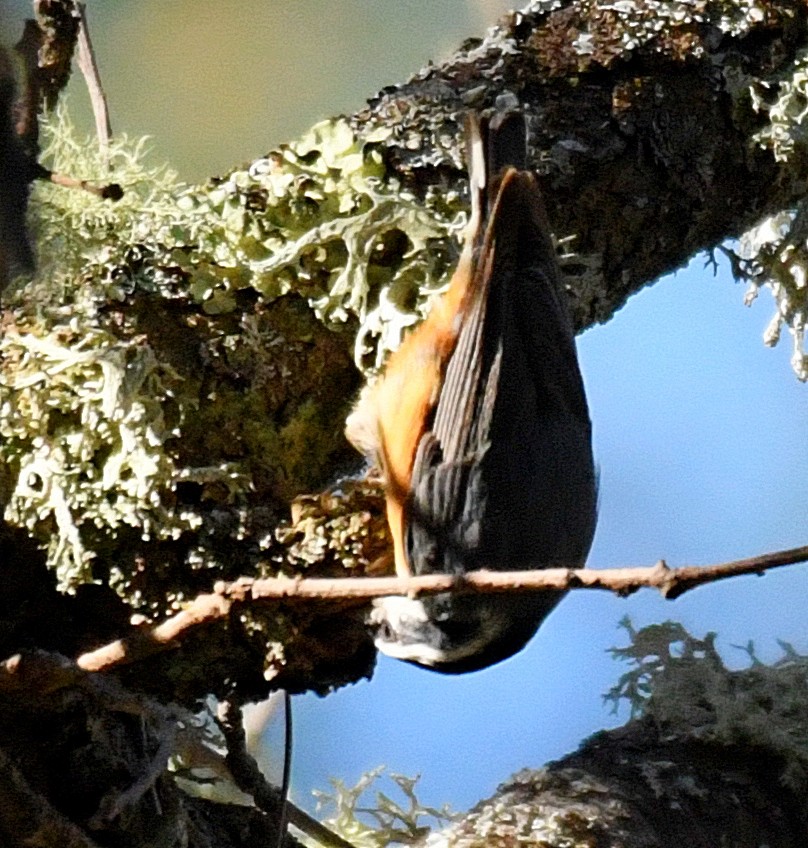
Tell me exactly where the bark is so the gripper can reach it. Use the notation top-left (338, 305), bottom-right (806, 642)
top-left (351, 0), bottom-right (808, 329)
top-left (438, 718), bottom-right (807, 847)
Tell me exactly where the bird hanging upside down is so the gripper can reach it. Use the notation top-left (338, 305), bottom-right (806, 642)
top-left (346, 112), bottom-right (597, 673)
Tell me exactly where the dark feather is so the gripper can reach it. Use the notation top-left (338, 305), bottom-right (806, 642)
top-left (406, 113), bottom-right (596, 577)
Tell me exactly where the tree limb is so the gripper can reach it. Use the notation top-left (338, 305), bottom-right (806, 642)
top-left (217, 698), bottom-right (358, 848)
top-left (434, 627), bottom-right (808, 846)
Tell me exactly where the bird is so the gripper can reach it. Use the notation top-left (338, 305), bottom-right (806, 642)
top-left (345, 111), bottom-right (597, 673)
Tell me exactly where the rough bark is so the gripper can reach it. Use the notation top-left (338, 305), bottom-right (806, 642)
top-left (350, 0), bottom-right (808, 329)
top-left (438, 719), bottom-right (807, 847)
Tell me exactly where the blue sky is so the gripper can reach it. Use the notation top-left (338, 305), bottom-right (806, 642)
top-left (2, 0), bottom-right (806, 820)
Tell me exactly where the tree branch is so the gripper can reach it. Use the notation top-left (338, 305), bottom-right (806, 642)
top-left (220, 543), bottom-right (808, 602)
top-left (74, 544), bottom-right (808, 675)
top-left (74, 1), bottom-right (111, 155)
top-left (217, 698), bottom-right (358, 848)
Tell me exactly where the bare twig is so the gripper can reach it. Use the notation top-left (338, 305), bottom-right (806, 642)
top-left (278, 691), bottom-right (292, 848)
top-left (0, 649), bottom-right (82, 695)
top-left (217, 698), bottom-right (358, 848)
top-left (44, 169), bottom-right (123, 200)
top-left (75, 544), bottom-right (808, 675)
top-left (75, 2), bottom-right (112, 155)
top-left (217, 697), bottom-right (285, 822)
top-left (230, 543), bottom-right (808, 603)
top-left (0, 49), bottom-right (36, 291)
top-left (285, 804), bottom-right (360, 848)
top-left (78, 592), bottom-right (233, 673)
top-left (654, 544), bottom-right (808, 599)
top-left (12, 21), bottom-right (42, 153)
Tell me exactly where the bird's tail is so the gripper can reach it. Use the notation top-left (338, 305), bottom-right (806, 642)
top-left (464, 111), bottom-right (528, 248)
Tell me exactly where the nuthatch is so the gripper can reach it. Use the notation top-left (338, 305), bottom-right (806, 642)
top-left (346, 112), bottom-right (597, 673)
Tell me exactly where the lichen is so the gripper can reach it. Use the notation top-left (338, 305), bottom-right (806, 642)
top-left (425, 767), bottom-right (621, 848)
top-left (1, 107), bottom-right (462, 592)
top-left (314, 767), bottom-right (457, 848)
top-left (162, 116), bottom-right (462, 371)
top-left (726, 47), bottom-right (808, 380)
top-left (731, 208), bottom-right (808, 380)
top-left (0, 324), bottom-right (184, 587)
top-left (269, 479), bottom-right (389, 575)
top-left (424, 623), bottom-right (808, 847)
top-left (524, 0), bottom-right (807, 381)
top-left (606, 620), bottom-right (808, 792)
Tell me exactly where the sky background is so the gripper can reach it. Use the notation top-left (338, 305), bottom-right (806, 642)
top-left (2, 0), bottom-right (806, 824)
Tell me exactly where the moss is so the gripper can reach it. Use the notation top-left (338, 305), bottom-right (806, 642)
top-left (605, 620), bottom-right (808, 792)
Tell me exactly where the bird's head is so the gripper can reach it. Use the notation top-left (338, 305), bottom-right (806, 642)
top-left (368, 590), bottom-right (564, 674)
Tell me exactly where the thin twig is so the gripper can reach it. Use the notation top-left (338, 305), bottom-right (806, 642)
top-left (75, 544), bottom-right (808, 675)
top-left (45, 169), bottom-right (123, 200)
top-left (217, 698), bottom-right (359, 848)
top-left (217, 697), bottom-right (284, 822)
top-left (75, 2), bottom-right (112, 155)
top-left (286, 804), bottom-right (360, 848)
top-left (277, 691), bottom-right (292, 848)
top-left (78, 592), bottom-right (232, 673)
top-left (0, 649), bottom-right (82, 694)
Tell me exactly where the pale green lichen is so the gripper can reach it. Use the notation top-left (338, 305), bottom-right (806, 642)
top-left (1, 113), bottom-right (190, 587)
top-left (171, 117), bottom-right (460, 370)
top-left (733, 48), bottom-right (808, 380)
top-left (313, 767), bottom-right (456, 848)
top-left (750, 48), bottom-right (808, 164)
top-left (0, 107), bottom-right (461, 591)
top-left (0, 326), bottom-right (184, 587)
top-left (735, 209), bottom-right (807, 380)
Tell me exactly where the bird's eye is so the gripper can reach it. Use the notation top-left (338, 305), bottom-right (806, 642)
top-left (377, 620), bottom-right (396, 643)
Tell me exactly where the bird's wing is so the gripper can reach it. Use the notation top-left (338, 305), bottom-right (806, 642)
top-left (406, 113), bottom-right (594, 574)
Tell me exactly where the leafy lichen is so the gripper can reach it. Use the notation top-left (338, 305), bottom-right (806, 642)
top-left (313, 767), bottom-right (456, 848)
top-left (0, 107), bottom-right (462, 594)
